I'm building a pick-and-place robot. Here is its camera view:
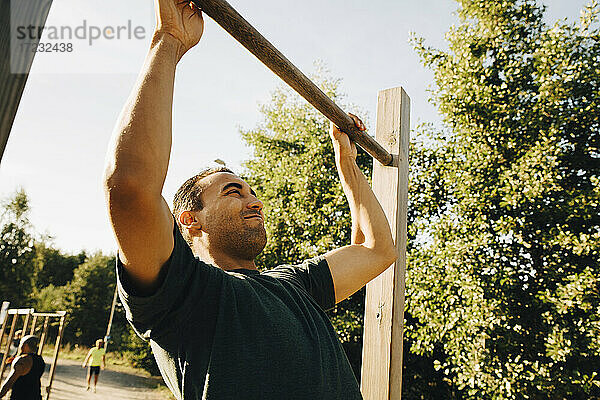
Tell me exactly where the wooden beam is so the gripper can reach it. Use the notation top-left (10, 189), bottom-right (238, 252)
top-left (37, 316), bottom-right (50, 356)
top-left (29, 314), bottom-right (38, 335)
top-left (0, 0), bottom-right (53, 163)
top-left (191, 0), bottom-right (394, 166)
top-left (361, 87), bottom-right (410, 399)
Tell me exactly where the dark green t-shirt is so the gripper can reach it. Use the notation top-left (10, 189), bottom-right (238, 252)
top-left (117, 226), bottom-right (362, 400)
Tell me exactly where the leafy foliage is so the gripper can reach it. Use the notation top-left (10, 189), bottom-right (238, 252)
top-left (0, 190), bottom-right (36, 305)
top-left (408, 0), bottom-right (600, 398)
top-left (241, 70), bottom-right (371, 379)
top-left (33, 242), bottom-right (86, 288)
top-left (60, 253), bottom-right (116, 345)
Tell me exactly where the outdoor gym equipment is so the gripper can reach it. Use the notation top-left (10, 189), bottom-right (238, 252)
top-left (190, 1), bottom-right (410, 397)
top-left (0, 306), bottom-right (67, 400)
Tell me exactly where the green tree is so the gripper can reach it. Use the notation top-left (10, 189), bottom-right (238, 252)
top-left (34, 284), bottom-right (68, 312)
top-left (53, 252), bottom-right (159, 374)
top-left (241, 71), bottom-right (371, 379)
top-left (0, 189), bottom-right (36, 306)
top-left (33, 242), bottom-right (86, 288)
top-left (118, 324), bottom-right (161, 376)
top-left (0, 190), bottom-right (160, 374)
top-left (407, 0), bottom-right (600, 398)
top-left (61, 253), bottom-right (116, 346)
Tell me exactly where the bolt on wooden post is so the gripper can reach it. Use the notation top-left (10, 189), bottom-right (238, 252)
top-left (361, 87), bottom-right (410, 400)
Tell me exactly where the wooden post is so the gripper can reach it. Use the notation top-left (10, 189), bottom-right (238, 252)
top-left (30, 315), bottom-right (38, 335)
top-left (45, 312), bottom-right (66, 400)
top-left (38, 316), bottom-right (50, 356)
top-left (22, 309), bottom-right (32, 334)
top-left (104, 286), bottom-right (118, 351)
top-left (0, 304), bottom-right (9, 350)
top-left (0, 313), bottom-right (18, 380)
top-left (360, 87), bottom-right (410, 399)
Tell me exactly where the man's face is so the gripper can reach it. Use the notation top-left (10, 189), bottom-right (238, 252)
top-left (195, 172), bottom-right (267, 260)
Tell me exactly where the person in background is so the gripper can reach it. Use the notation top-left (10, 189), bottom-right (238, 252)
top-left (81, 339), bottom-right (106, 393)
top-left (4, 331), bottom-right (22, 365)
top-left (0, 335), bottom-right (45, 400)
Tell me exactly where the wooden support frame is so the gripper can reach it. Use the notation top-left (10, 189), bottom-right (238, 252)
top-left (361, 87), bottom-right (410, 399)
top-left (0, 308), bottom-right (67, 400)
top-left (0, 308), bottom-right (34, 378)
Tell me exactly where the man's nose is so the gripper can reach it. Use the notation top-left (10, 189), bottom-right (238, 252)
top-left (247, 198), bottom-right (263, 211)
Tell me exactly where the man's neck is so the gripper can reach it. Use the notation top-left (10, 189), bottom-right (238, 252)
top-left (194, 247), bottom-right (257, 271)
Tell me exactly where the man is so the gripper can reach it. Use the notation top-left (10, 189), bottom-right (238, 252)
top-left (103, 0), bottom-right (396, 398)
top-left (81, 338), bottom-right (106, 392)
top-left (0, 336), bottom-right (45, 400)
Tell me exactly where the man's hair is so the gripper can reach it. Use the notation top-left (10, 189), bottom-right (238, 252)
top-left (173, 166), bottom-right (235, 245)
top-left (19, 335), bottom-right (39, 354)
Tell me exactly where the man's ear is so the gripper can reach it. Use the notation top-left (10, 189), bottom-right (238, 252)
top-left (178, 211), bottom-right (202, 233)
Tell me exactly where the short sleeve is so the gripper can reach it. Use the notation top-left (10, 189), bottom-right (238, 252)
top-left (116, 223), bottom-right (214, 341)
top-left (264, 257), bottom-right (336, 311)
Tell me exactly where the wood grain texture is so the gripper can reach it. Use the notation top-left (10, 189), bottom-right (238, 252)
top-left (0, 312), bottom-right (18, 381)
top-left (46, 314), bottom-right (66, 400)
top-left (360, 87), bottom-right (410, 399)
top-left (0, 0), bottom-right (53, 163)
top-left (191, 0), bottom-right (394, 166)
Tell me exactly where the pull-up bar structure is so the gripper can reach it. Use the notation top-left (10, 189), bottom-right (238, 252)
top-left (0, 307), bottom-right (67, 400)
top-left (190, 1), bottom-right (410, 398)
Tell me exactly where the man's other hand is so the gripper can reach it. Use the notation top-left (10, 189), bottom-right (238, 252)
top-left (154, 0), bottom-right (204, 60)
top-left (329, 113), bottom-right (366, 161)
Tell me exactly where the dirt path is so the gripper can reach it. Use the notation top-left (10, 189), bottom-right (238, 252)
top-left (40, 357), bottom-right (170, 400)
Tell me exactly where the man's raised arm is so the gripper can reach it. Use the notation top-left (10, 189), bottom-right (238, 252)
top-left (103, 0), bottom-right (203, 294)
top-left (325, 114), bottom-right (398, 303)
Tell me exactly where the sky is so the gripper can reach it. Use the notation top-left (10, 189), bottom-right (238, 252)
top-left (0, 0), bottom-right (592, 255)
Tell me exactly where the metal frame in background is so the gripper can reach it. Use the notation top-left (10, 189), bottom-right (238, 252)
top-left (0, 308), bottom-right (67, 400)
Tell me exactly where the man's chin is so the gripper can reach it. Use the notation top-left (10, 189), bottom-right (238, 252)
top-left (225, 227), bottom-right (267, 260)
top-left (248, 233), bottom-right (267, 258)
